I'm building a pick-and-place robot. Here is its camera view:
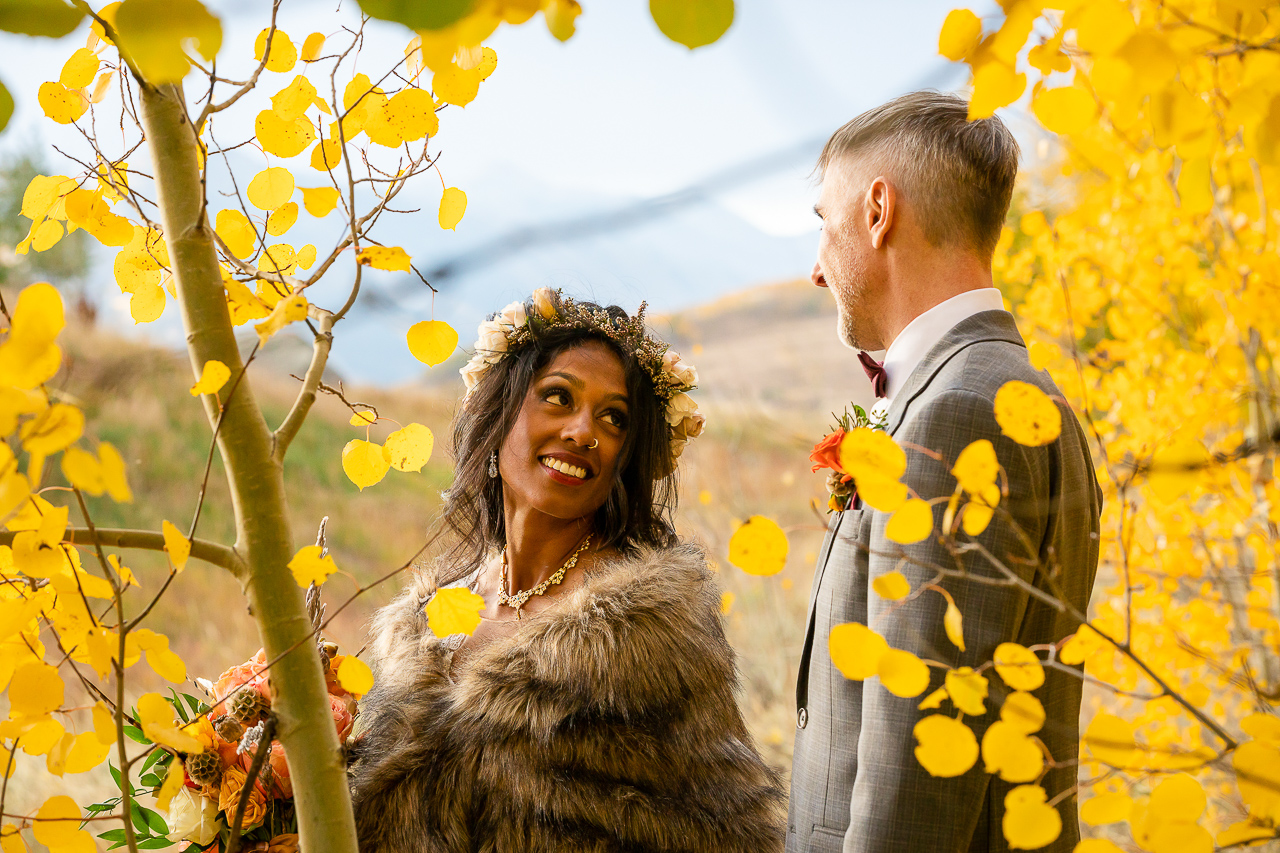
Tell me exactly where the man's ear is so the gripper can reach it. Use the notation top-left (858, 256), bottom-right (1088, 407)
top-left (864, 177), bottom-right (895, 249)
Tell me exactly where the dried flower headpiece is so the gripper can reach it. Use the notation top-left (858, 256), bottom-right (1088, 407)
top-left (460, 288), bottom-right (705, 459)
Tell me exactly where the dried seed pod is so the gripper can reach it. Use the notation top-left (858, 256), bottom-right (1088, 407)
top-left (184, 751), bottom-right (223, 787)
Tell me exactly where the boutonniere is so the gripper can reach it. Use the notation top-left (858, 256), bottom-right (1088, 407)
top-left (810, 404), bottom-right (888, 512)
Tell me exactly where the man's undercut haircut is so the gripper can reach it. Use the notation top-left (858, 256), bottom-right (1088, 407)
top-left (818, 90), bottom-right (1020, 259)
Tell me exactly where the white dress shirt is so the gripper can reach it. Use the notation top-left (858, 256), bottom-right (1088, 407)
top-left (869, 288), bottom-right (1008, 420)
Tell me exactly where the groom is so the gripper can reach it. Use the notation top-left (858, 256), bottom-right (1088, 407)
top-left (788, 92), bottom-right (1101, 853)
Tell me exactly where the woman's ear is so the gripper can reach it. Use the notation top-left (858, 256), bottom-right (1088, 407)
top-left (864, 176), bottom-right (896, 250)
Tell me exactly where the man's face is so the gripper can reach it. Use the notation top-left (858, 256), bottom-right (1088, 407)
top-left (812, 157), bottom-right (880, 351)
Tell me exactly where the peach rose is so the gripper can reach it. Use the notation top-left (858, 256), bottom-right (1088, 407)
top-left (531, 287), bottom-right (557, 320)
top-left (661, 350), bottom-right (698, 388)
top-left (213, 650), bottom-right (270, 706)
top-left (267, 742), bottom-right (292, 799)
top-left (809, 430), bottom-right (846, 474)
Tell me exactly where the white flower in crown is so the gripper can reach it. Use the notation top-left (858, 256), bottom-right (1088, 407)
top-left (532, 287), bottom-right (557, 321)
top-left (495, 300), bottom-right (528, 331)
top-left (666, 391), bottom-right (705, 458)
top-left (661, 349), bottom-right (698, 389)
top-left (460, 354), bottom-right (488, 394)
top-left (474, 319), bottom-right (509, 364)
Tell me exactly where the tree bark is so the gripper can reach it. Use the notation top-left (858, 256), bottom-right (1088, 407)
top-left (137, 82), bottom-right (357, 853)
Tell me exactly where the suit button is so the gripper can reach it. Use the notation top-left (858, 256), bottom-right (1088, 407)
top-left (797, 707), bottom-right (808, 729)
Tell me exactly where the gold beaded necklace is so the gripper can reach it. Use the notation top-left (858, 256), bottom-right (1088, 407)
top-left (498, 534), bottom-right (593, 620)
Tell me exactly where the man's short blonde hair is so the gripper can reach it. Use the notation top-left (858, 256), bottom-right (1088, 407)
top-left (818, 91), bottom-right (1019, 259)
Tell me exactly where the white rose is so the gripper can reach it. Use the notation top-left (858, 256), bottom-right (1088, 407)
top-left (474, 320), bottom-right (509, 364)
top-left (459, 354), bottom-right (489, 394)
top-left (678, 411), bottom-right (706, 441)
top-left (661, 350), bottom-right (699, 388)
top-left (532, 287), bottom-right (557, 320)
top-left (165, 788), bottom-right (223, 846)
top-left (496, 300), bottom-right (528, 331)
top-left (665, 392), bottom-right (700, 428)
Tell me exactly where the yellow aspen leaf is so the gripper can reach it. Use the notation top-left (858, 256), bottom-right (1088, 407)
top-left (300, 186), bottom-right (340, 218)
top-left (1027, 340), bottom-right (1057, 371)
top-left (967, 61), bottom-right (1026, 121)
top-left (1241, 713), bottom-right (1280, 745)
top-left (0, 825), bottom-right (21, 853)
top-left (382, 423), bottom-right (434, 472)
top-left (1028, 39), bottom-right (1070, 74)
top-left (407, 319), bottom-right (458, 366)
top-left (91, 701), bottom-right (115, 745)
top-left (20, 403), bottom-right (83, 456)
top-left (19, 720), bottom-right (65, 757)
top-left (155, 760), bottom-right (185, 813)
top-left (254, 27), bottom-right (297, 72)
top-left (857, 475), bottom-right (908, 513)
top-left (1000, 691), bottom-right (1045, 734)
top-left (133, 629), bottom-right (187, 682)
top-left (255, 109), bottom-right (316, 158)
top-left (839, 427), bottom-right (906, 481)
top-left (913, 714), bottom-right (979, 777)
top-left (114, 0), bottom-right (222, 83)
top-left (1149, 773), bottom-right (1206, 823)
top-left (1176, 158), bottom-right (1213, 215)
top-left (356, 245), bottom-right (412, 272)
top-left (727, 515), bottom-right (788, 576)
top-left (189, 359), bottom-right (230, 396)
top-left (137, 692), bottom-right (204, 752)
top-left (425, 586), bottom-right (485, 637)
top-left (650, 0), bottom-right (733, 49)
top-left (37, 81), bottom-right (87, 124)
top-left (310, 138), bottom-right (342, 171)
top-left (944, 596), bottom-right (965, 651)
top-left (363, 101), bottom-right (403, 148)
top-left (1032, 86), bottom-right (1096, 136)
top-left (993, 642), bottom-right (1042, 690)
top-left (938, 8), bottom-right (982, 61)
top-left (0, 282), bottom-right (64, 389)
top-left (0, 386), bottom-right (46, 435)
top-left (60, 48), bottom-right (99, 89)
top-left (254, 293), bottom-right (308, 345)
top-left (1147, 438), bottom-right (1209, 505)
top-left (266, 201), bottom-right (299, 236)
top-left (872, 570), bottom-right (910, 601)
top-left (981, 721), bottom-right (1044, 782)
top-left (296, 243), bottom-right (317, 269)
top-left (877, 648), bottom-right (931, 698)
top-left (381, 88), bottom-right (439, 141)
top-left (1070, 0), bottom-right (1136, 55)
top-left (91, 69), bottom-right (115, 103)
top-left (829, 623), bottom-right (888, 680)
top-left (9, 661), bottom-right (64, 717)
top-left (917, 687), bottom-right (947, 710)
top-left (60, 446), bottom-right (104, 496)
top-left (246, 167), bottom-right (295, 211)
top-left (952, 439), bottom-right (998, 493)
top-left (128, 282), bottom-right (166, 323)
top-left (259, 242), bottom-right (297, 276)
top-left (476, 47), bottom-right (497, 80)
top-left (1059, 623), bottom-right (1107, 665)
top-left (1080, 792), bottom-right (1132, 826)
top-left (162, 519), bottom-right (190, 571)
top-left (885, 498), bottom-right (933, 544)
top-left (439, 186), bottom-right (467, 230)
top-left (1001, 785), bottom-right (1061, 850)
top-left (342, 439), bottom-right (390, 490)
top-left (32, 796), bottom-right (81, 847)
top-left (64, 731), bottom-right (110, 774)
top-left (29, 218), bottom-right (64, 252)
top-left (336, 655), bottom-right (374, 698)
top-left (98, 441), bottom-right (132, 503)
top-left (109, 554), bottom-right (139, 587)
top-left (961, 483), bottom-right (1000, 536)
top-left (544, 0), bottom-right (582, 41)
top-left (1083, 713), bottom-right (1136, 768)
top-left (271, 74), bottom-right (317, 121)
top-left (994, 380), bottom-right (1061, 446)
top-left (300, 32), bottom-right (325, 62)
top-left (944, 666), bottom-right (987, 715)
top-left (432, 64), bottom-right (482, 107)
top-left (288, 544), bottom-right (337, 587)
top-left (1235, 740), bottom-right (1280, 822)
top-left (350, 411), bottom-right (376, 426)
top-left (1216, 822), bottom-right (1276, 848)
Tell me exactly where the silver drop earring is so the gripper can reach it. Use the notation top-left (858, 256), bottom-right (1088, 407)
top-left (488, 451), bottom-right (498, 479)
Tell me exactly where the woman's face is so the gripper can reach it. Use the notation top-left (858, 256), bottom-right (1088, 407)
top-left (498, 341), bottom-right (630, 523)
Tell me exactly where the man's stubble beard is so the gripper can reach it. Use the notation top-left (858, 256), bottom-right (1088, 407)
top-left (832, 255), bottom-right (872, 352)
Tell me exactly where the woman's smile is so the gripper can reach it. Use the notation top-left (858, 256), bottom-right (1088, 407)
top-left (538, 452), bottom-right (593, 482)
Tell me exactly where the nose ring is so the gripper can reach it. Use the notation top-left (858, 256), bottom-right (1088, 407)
top-left (587, 439), bottom-right (599, 450)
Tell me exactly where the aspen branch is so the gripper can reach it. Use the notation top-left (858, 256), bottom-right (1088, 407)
top-left (195, 0), bottom-right (281, 134)
top-left (0, 528), bottom-right (242, 575)
top-left (273, 311), bottom-right (335, 463)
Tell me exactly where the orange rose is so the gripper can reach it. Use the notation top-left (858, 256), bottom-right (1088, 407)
top-left (330, 695), bottom-right (354, 741)
top-left (213, 649), bottom-right (271, 708)
top-left (218, 764), bottom-right (269, 830)
top-left (810, 430), bottom-right (846, 474)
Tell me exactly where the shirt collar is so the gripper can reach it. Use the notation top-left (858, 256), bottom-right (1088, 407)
top-left (879, 288), bottom-right (1007, 402)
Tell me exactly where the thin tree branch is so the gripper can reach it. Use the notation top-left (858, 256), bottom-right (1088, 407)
top-left (226, 715), bottom-right (276, 853)
top-left (0, 528), bottom-right (242, 575)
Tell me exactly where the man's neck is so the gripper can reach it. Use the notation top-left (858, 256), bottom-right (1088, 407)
top-left (877, 251), bottom-right (994, 350)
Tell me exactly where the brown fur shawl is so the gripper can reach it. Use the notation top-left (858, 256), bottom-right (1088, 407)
top-left (348, 543), bottom-right (785, 853)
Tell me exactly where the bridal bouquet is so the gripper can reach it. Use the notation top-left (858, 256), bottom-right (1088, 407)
top-left (809, 404), bottom-right (887, 511)
top-left (91, 647), bottom-right (358, 852)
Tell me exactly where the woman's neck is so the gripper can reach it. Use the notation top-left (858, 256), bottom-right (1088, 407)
top-left (502, 506), bottom-right (594, 593)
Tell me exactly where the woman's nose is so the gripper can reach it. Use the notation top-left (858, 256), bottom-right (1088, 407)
top-left (561, 410), bottom-right (595, 447)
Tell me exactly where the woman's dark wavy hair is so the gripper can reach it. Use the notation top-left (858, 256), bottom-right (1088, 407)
top-left (438, 296), bottom-right (679, 582)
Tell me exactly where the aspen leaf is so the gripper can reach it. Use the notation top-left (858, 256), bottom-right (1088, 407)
top-left (20, 403), bottom-right (83, 456)
top-left (155, 760), bottom-right (185, 813)
top-left (91, 702), bottom-right (115, 745)
top-left (913, 714), bottom-right (978, 777)
top-left (259, 243), bottom-right (297, 276)
top-left (407, 319), bottom-right (458, 366)
top-left (288, 544), bottom-right (337, 587)
top-left (545, 0), bottom-right (582, 41)
top-left (952, 439), bottom-right (998, 493)
top-left (256, 109), bottom-right (316, 157)
top-left (266, 201), bottom-right (299, 236)
top-left (271, 75), bottom-right (317, 121)
top-left (993, 642), bottom-right (1043, 690)
top-left (99, 440), bottom-right (134, 502)
top-left (1059, 623), bottom-right (1107, 665)
top-left (425, 586), bottom-right (485, 637)
top-left (1235, 740), bottom-right (1280, 823)
top-left (342, 439), bottom-right (390, 490)
top-left (1083, 713), bottom-right (1136, 768)
top-left (877, 648), bottom-right (931, 698)
top-left (439, 186), bottom-right (467, 230)
top-left (336, 654), bottom-right (374, 698)
top-left (1215, 822), bottom-right (1276, 848)
top-left (945, 667), bottom-right (987, 715)
top-left (1241, 713), bottom-right (1280, 745)
top-left (432, 64), bottom-right (482, 107)
top-left (129, 282), bottom-right (165, 323)
top-left (917, 687), bottom-right (947, 710)
top-left (114, 0), bottom-right (223, 84)
top-left (858, 475), bottom-right (908, 513)
top-left (968, 62), bottom-right (1025, 121)
top-left (296, 244), bottom-right (316, 270)
top-left (32, 796), bottom-right (81, 847)
top-left (254, 293), bottom-right (308, 345)
top-left (1032, 86), bottom-right (1096, 136)
top-left (138, 692), bottom-right (204, 752)
top-left (133, 629), bottom-right (186, 682)
top-left (59, 48), bottom-right (99, 89)
top-left (91, 70), bottom-right (115, 104)
top-left (1080, 792), bottom-right (1132, 826)
top-left (994, 381), bottom-right (1062, 446)
top-left (0, 282), bottom-right (64, 389)
top-left (60, 446), bottom-right (104, 495)
top-left (1176, 158), bottom-right (1213, 215)
top-left (650, 0), bottom-right (734, 49)
top-left (37, 81), bottom-right (87, 124)
top-left (1149, 773), bottom-right (1206, 822)
top-left (382, 423), bottom-right (434, 472)
top-left (300, 186), bottom-right (340, 217)
top-left (885, 498), bottom-right (932, 544)
top-left (981, 721), bottom-right (1044, 782)
top-left (829, 623), bottom-right (888, 680)
top-left (944, 597), bottom-right (965, 651)
top-left (839, 427), bottom-right (906, 481)
top-left (961, 483), bottom-right (1000, 536)
top-left (938, 8), bottom-right (982, 61)
top-left (254, 27), bottom-right (297, 72)
top-left (246, 167), bottom-right (295, 211)
top-left (1002, 785), bottom-right (1061, 850)
top-left (0, 81), bottom-right (10, 134)
top-left (0, 0), bottom-right (85, 37)
top-left (350, 411), bottom-right (376, 426)
top-left (300, 32), bottom-right (325, 62)
top-left (1148, 438), bottom-right (1209, 504)
top-left (1000, 691), bottom-right (1045, 734)
top-left (358, 0), bottom-right (472, 30)
top-left (189, 359), bottom-right (230, 396)
top-left (310, 138), bottom-right (342, 171)
top-left (871, 570), bottom-right (910, 601)
top-left (9, 661), bottom-right (63, 717)
top-left (727, 515), bottom-right (788, 576)
top-left (1071, 0), bottom-right (1136, 55)
top-left (162, 519), bottom-right (190, 571)
top-left (381, 88), bottom-right (439, 141)
top-left (356, 245), bottom-right (412, 272)
top-left (17, 720), bottom-right (66, 757)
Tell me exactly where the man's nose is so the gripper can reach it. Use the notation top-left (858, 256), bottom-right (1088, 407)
top-left (811, 261), bottom-right (827, 288)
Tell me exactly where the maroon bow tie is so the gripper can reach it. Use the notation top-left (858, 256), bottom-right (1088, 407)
top-left (858, 351), bottom-right (887, 399)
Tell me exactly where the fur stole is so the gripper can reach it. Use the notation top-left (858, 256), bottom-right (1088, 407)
top-left (348, 543), bottom-right (786, 853)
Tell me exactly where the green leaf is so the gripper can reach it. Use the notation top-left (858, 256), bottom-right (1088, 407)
top-left (139, 773), bottom-right (161, 788)
top-left (0, 0), bottom-right (84, 37)
top-left (649, 0), bottom-right (734, 49)
top-left (137, 806), bottom-right (169, 836)
top-left (140, 748), bottom-right (165, 775)
top-left (98, 828), bottom-right (128, 847)
top-left (184, 693), bottom-right (210, 716)
top-left (131, 805), bottom-right (151, 835)
top-left (123, 723), bottom-right (149, 743)
top-left (138, 839), bottom-right (177, 850)
top-left (357, 0), bottom-right (474, 30)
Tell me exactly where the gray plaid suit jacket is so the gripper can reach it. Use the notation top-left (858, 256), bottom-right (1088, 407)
top-left (786, 310), bottom-right (1101, 853)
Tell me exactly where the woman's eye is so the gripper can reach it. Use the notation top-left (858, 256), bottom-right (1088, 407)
top-left (544, 388), bottom-right (570, 406)
top-left (603, 410), bottom-right (628, 429)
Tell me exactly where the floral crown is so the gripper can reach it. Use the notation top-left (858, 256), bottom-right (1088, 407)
top-left (460, 288), bottom-right (705, 459)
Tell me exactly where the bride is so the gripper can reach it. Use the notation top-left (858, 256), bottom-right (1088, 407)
top-left (348, 289), bottom-right (785, 852)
